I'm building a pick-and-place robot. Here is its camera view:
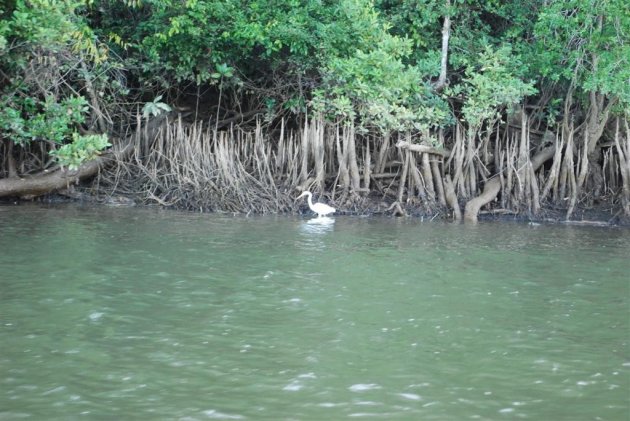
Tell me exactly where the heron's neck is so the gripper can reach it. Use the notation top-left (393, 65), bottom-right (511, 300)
top-left (307, 193), bottom-right (314, 208)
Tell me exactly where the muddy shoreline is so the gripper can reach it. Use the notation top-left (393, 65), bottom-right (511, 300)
top-left (3, 189), bottom-right (628, 228)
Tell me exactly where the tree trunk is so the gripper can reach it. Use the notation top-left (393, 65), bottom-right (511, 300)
top-left (616, 118), bottom-right (630, 215)
top-left (335, 125), bottom-right (350, 190)
top-left (5, 138), bottom-right (18, 178)
top-left (80, 61), bottom-right (107, 133)
top-left (313, 119), bottom-right (325, 190)
top-left (363, 140), bottom-right (371, 190)
top-left (433, 0), bottom-right (451, 91)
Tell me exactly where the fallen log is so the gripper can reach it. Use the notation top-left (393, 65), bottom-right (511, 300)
top-left (0, 113), bottom-right (170, 200)
top-left (0, 141), bottom-right (133, 199)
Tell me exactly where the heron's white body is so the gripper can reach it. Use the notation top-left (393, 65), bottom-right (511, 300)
top-left (297, 191), bottom-right (336, 217)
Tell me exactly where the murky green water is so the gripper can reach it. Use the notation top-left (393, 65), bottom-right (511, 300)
top-left (1, 204), bottom-right (628, 420)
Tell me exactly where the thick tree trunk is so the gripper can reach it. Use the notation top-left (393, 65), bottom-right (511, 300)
top-left (463, 176), bottom-right (501, 222)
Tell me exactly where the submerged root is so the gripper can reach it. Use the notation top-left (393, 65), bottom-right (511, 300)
top-left (386, 201), bottom-right (406, 217)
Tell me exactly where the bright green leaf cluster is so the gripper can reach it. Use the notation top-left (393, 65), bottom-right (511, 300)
top-left (142, 95), bottom-right (172, 119)
top-left (0, 94), bottom-right (90, 145)
top-left (49, 133), bottom-right (111, 170)
top-left (458, 45), bottom-right (537, 128)
top-left (312, 7), bottom-right (449, 132)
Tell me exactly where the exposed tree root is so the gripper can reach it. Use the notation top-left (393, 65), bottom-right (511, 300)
top-left (386, 201), bottom-right (406, 217)
top-left (443, 174), bottom-right (461, 220)
top-left (464, 176), bottom-right (501, 222)
top-left (2, 112), bottom-right (628, 222)
top-left (463, 144), bottom-right (557, 222)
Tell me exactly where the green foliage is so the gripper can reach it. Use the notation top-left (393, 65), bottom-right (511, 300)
top-left (116, 0), bottom-right (289, 85)
top-left (142, 95), bottom-right (172, 119)
top-left (314, 34), bottom-right (449, 132)
top-left (1, 0), bottom-right (109, 67)
top-left (49, 133), bottom-right (111, 170)
top-left (457, 45), bottom-right (536, 128)
top-left (376, 0), bottom-right (441, 46)
top-left (0, 35), bottom-right (6, 51)
top-left (530, 0), bottom-right (630, 108)
top-left (2, 0), bottom-right (625, 163)
top-left (212, 63), bottom-right (234, 80)
top-left (0, 94), bottom-right (90, 145)
top-left (115, 0), bottom-right (392, 87)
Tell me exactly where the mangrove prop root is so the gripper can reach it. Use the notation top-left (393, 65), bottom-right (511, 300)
top-left (444, 174), bottom-right (461, 221)
top-left (464, 144), bottom-right (557, 222)
top-left (464, 176), bottom-right (501, 222)
top-left (386, 201), bottom-right (406, 217)
top-left (4, 111), bottom-right (627, 220)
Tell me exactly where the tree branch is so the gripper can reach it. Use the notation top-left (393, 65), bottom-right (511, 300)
top-left (396, 140), bottom-right (451, 157)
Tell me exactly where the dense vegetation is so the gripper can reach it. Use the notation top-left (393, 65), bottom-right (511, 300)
top-left (1, 0), bottom-right (628, 221)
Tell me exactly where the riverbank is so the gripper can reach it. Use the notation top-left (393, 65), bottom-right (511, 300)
top-left (3, 187), bottom-right (628, 227)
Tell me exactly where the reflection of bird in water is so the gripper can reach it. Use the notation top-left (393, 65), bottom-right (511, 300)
top-left (297, 191), bottom-right (336, 218)
top-left (306, 216), bottom-right (334, 224)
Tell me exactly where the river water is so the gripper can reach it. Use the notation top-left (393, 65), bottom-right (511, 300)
top-left (0, 204), bottom-right (628, 420)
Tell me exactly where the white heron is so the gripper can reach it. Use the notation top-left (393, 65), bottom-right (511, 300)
top-left (297, 191), bottom-right (336, 218)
